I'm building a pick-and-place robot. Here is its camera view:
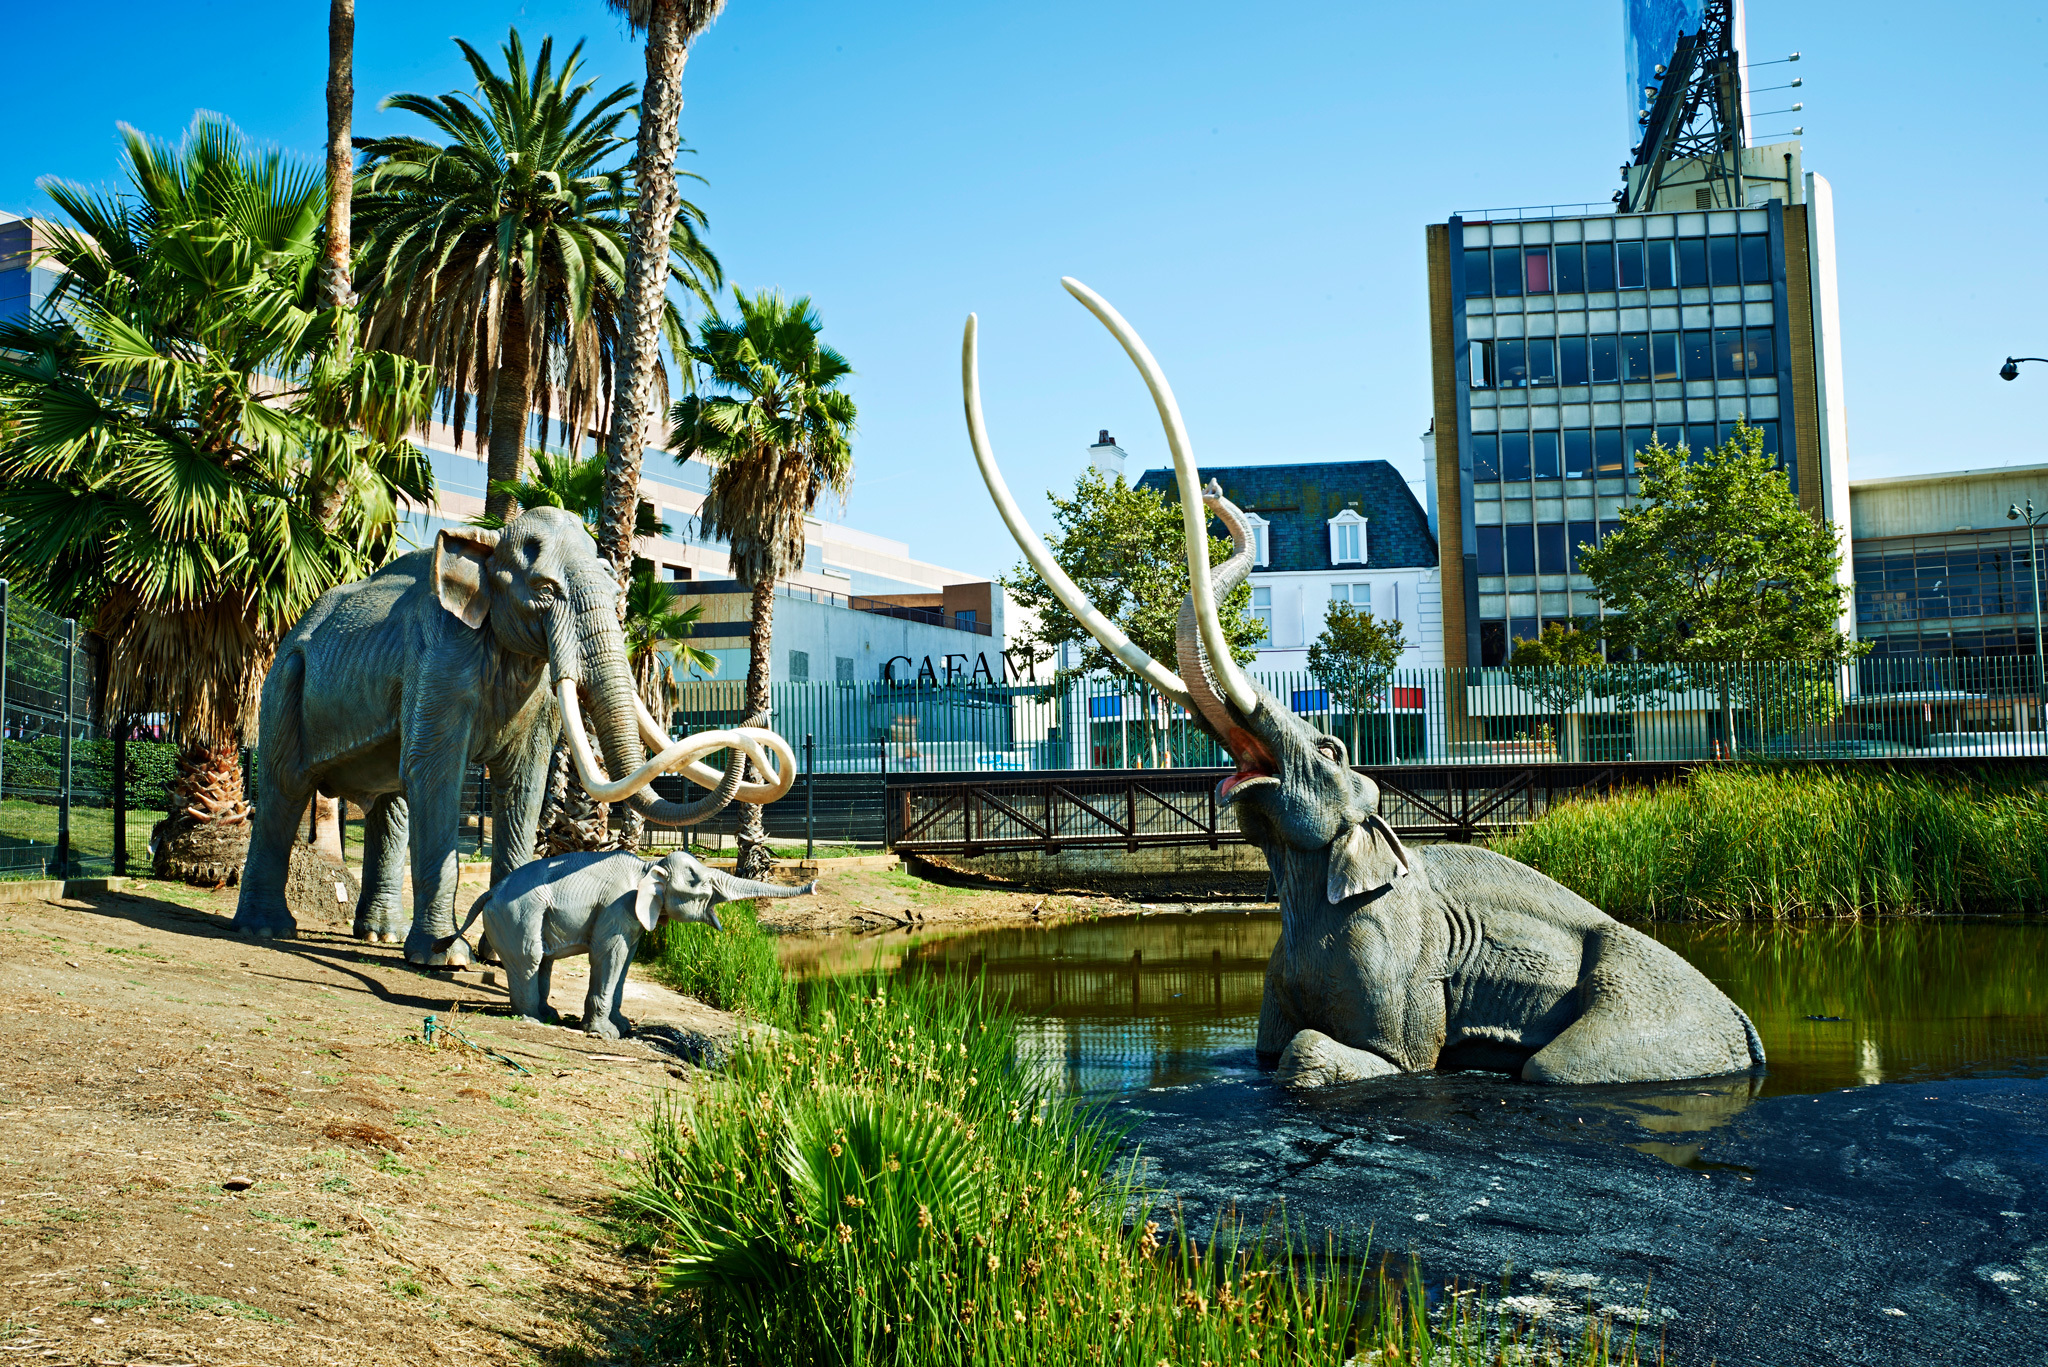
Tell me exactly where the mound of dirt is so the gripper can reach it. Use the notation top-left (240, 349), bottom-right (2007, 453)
top-left (284, 842), bottom-right (358, 928)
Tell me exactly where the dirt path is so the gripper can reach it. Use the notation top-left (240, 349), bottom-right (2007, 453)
top-left (0, 878), bottom-right (743, 1365)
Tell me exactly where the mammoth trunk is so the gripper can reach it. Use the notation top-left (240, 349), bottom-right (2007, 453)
top-left (155, 738), bottom-right (252, 885)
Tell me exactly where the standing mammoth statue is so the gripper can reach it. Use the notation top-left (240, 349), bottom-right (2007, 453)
top-left (962, 280), bottom-right (1765, 1088)
top-left (233, 506), bottom-right (795, 966)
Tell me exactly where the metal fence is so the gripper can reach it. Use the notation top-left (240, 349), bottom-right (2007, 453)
top-left (669, 655), bottom-right (2048, 775)
top-left (0, 584), bottom-right (108, 877)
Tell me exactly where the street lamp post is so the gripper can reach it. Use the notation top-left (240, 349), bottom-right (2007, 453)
top-left (2001, 357), bottom-right (2048, 382)
top-left (2009, 500), bottom-right (2048, 731)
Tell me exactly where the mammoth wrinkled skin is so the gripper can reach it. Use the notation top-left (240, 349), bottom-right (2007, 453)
top-left (441, 849), bottom-right (817, 1039)
top-left (233, 508), bottom-right (791, 965)
top-left (962, 281), bottom-right (1764, 1089)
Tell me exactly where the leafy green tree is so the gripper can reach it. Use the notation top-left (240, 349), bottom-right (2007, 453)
top-left (1307, 602), bottom-right (1411, 763)
top-left (1001, 468), bottom-right (1262, 769)
top-left (354, 29), bottom-right (719, 522)
top-left (1576, 424), bottom-right (1862, 754)
top-left (595, 0), bottom-right (730, 590)
top-left (0, 117), bottom-right (433, 880)
top-left (669, 289), bottom-right (856, 874)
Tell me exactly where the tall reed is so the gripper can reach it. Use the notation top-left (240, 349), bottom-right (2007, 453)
top-left (1494, 765), bottom-right (2048, 918)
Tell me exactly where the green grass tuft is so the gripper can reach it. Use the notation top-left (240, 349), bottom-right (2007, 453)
top-left (1494, 764), bottom-right (2048, 918)
top-left (640, 899), bottom-right (792, 1018)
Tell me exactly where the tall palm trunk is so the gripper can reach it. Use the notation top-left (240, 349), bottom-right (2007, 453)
top-left (323, 0), bottom-right (354, 310)
top-left (597, 0), bottom-right (692, 590)
top-left (735, 577), bottom-right (776, 875)
top-left (309, 0), bottom-right (356, 531)
top-left (155, 739), bottom-right (252, 885)
top-left (485, 288), bottom-right (532, 522)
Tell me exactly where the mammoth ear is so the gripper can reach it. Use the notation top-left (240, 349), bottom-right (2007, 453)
top-left (1327, 814), bottom-right (1412, 903)
top-left (433, 527), bottom-right (501, 629)
top-left (633, 868), bottom-right (663, 934)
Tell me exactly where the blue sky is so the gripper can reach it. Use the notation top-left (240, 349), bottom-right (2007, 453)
top-left (4, 1), bottom-right (2044, 580)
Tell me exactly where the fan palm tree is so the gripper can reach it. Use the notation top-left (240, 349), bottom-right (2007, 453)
top-left (0, 116), bottom-right (433, 882)
top-left (353, 29), bottom-right (719, 522)
top-left (624, 568), bottom-right (717, 719)
top-left (669, 289), bottom-right (855, 874)
top-left (593, 0), bottom-right (728, 588)
top-left (471, 447), bottom-right (670, 538)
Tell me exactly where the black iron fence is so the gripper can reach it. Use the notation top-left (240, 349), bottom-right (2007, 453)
top-left (0, 584), bottom-right (109, 878)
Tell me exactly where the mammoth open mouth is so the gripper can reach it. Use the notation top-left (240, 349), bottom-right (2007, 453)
top-left (1218, 767), bottom-right (1279, 803)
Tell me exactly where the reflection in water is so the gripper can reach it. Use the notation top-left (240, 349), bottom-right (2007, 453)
top-left (781, 912), bottom-right (2048, 1103)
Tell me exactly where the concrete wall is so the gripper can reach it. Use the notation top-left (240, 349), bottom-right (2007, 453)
top-left (672, 585), bottom-right (1006, 686)
top-left (1851, 464), bottom-right (2048, 542)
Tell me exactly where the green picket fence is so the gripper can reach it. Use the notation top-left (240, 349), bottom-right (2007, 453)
top-left (668, 655), bottom-right (2048, 773)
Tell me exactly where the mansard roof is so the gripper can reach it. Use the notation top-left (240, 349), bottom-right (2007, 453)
top-left (1133, 460), bottom-right (1438, 572)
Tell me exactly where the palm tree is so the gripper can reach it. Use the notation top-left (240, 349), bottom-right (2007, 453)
top-left (324, 0), bottom-right (355, 311)
top-left (669, 289), bottom-right (855, 874)
top-left (353, 29), bottom-right (718, 522)
top-left (624, 568), bottom-right (717, 719)
top-left (594, 0), bottom-right (729, 589)
top-left (471, 447), bottom-right (670, 538)
top-left (0, 117), bottom-right (433, 882)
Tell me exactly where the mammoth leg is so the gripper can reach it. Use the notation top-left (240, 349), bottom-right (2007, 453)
top-left (1522, 928), bottom-right (1761, 1086)
top-left (1275, 1030), bottom-right (1403, 1090)
top-left (352, 793), bottom-right (409, 944)
top-left (489, 710), bottom-right (556, 887)
top-left (233, 651), bottom-right (310, 939)
top-left (400, 703), bottom-right (475, 968)
top-left (584, 916), bottom-right (636, 1040)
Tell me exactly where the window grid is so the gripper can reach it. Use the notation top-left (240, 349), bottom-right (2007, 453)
top-left (1463, 234), bottom-right (1771, 301)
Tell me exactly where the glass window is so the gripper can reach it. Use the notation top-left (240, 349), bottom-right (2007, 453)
top-left (1524, 247), bottom-right (1551, 294)
top-left (1497, 339), bottom-right (1527, 389)
top-left (1471, 433), bottom-right (1499, 482)
top-left (1533, 431), bottom-right (1560, 479)
top-left (1246, 516), bottom-right (1270, 567)
top-left (1586, 243), bottom-right (1617, 291)
top-left (1616, 241), bottom-right (1645, 289)
top-left (1594, 428), bottom-right (1624, 475)
top-left (1599, 518), bottom-right (1621, 544)
top-left (1677, 237), bottom-right (1708, 288)
top-left (1463, 247), bottom-right (1491, 298)
top-left (1625, 426), bottom-right (1653, 467)
top-left (1500, 432), bottom-right (1531, 481)
top-left (1740, 234), bottom-right (1771, 283)
top-left (1568, 520), bottom-right (1599, 571)
top-left (1754, 421), bottom-right (1780, 459)
top-left (1332, 519), bottom-right (1363, 563)
top-left (1747, 327), bottom-right (1776, 376)
top-left (1468, 339), bottom-right (1492, 387)
top-left (1477, 526), bottom-right (1504, 575)
top-left (1480, 620), bottom-right (1508, 667)
top-left (1681, 330), bottom-right (1714, 380)
top-left (790, 649), bottom-right (810, 681)
top-left (1590, 335), bottom-right (1619, 382)
top-left (1554, 244), bottom-right (1584, 294)
top-left (1647, 240), bottom-right (1676, 289)
top-left (1559, 335), bottom-right (1588, 386)
top-left (1564, 429), bottom-right (1592, 477)
top-left (1537, 523), bottom-right (1567, 573)
top-left (1651, 333), bottom-right (1679, 381)
top-left (1331, 582), bottom-right (1371, 610)
top-left (1493, 248), bottom-right (1523, 297)
top-left (1505, 524), bottom-right (1535, 575)
top-left (1687, 423), bottom-right (1719, 455)
top-left (1713, 328), bottom-right (1745, 378)
top-left (1708, 236), bottom-right (1741, 285)
top-left (1656, 423), bottom-right (1684, 453)
top-left (1623, 332), bottom-right (1651, 381)
top-left (1250, 586), bottom-right (1272, 643)
top-left (1509, 617), bottom-right (1541, 650)
top-left (1527, 338), bottom-right (1556, 386)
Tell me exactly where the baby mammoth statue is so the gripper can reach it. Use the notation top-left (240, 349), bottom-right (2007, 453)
top-left (439, 849), bottom-right (818, 1039)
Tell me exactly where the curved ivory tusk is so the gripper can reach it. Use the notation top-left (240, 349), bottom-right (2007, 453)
top-left (558, 680), bottom-right (795, 805)
top-left (1059, 278), bottom-right (1259, 718)
top-left (961, 313), bottom-right (1193, 712)
top-left (631, 693), bottom-right (796, 804)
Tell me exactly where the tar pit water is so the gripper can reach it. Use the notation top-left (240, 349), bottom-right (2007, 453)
top-left (782, 913), bottom-right (2048, 1365)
